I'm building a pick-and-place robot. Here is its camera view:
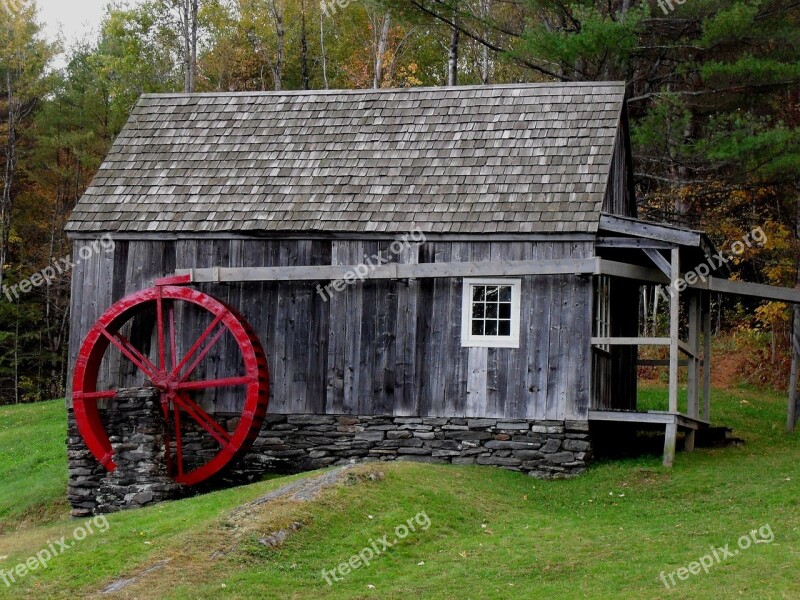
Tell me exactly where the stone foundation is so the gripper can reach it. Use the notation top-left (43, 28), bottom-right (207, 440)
top-left (67, 407), bottom-right (592, 515)
top-left (236, 415), bottom-right (591, 478)
top-left (68, 388), bottom-right (185, 516)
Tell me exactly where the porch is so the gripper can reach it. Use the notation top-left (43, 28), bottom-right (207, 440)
top-left (592, 214), bottom-right (800, 466)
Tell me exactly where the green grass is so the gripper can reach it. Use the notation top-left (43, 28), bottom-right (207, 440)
top-left (0, 401), bottom-right (68, 531)
top-left (1, 387), bottom-right (800, 599)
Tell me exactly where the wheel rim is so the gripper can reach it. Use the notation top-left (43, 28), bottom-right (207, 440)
top-left (72, 286), bottom-right (270, 486)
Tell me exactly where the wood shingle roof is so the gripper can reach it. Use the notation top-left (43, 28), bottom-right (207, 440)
top-left (66, 82), bottom-right (627, 235)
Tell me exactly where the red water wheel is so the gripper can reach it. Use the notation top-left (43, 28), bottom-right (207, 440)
top-left (72, 284), bottom-right (269, 486)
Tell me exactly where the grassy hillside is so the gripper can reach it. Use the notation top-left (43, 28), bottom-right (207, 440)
top-left (0, 387), bottom-right (799, 599)
top-left (0, 401), bottom-right (68, 532)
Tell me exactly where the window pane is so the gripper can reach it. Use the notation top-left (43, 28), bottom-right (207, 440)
top-left (499, 286), bottom-right (511, 302)
top-left (499, 303), bottom-right (511, 319)
top-left (485, 321), bottom-right (498, 336)
top-left (486, 286), bottom-right (499, 301)
top-left (472, 286), bottom-right (485, 302)
top-left (473, 303), bottom-right (485, 318)
top-left (486, 303), bottom-right (498, 318)
top-left (498, 320), bottom-right (511, 336)
top-left (472, 320), bottom-right (484, 336)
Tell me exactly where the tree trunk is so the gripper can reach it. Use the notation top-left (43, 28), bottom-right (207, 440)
top-left (448, 21), bottom-right (459, 86)
top-left (190, 0), bottom-right (198, 91)
top-left (182, 0), bottom-right (198, 92)
top-left (320, 11), bottom-right (329, 89)
top-left (373, 14), bottom-right (390, 89)
top-left (271, 0), bottom-right (285, 91)
top-left (300, 0), bottom-right (310, 90)
top-left (447, 0), bottom-right (460, 86)
top-left (1, 71), bottom-right (17, 292)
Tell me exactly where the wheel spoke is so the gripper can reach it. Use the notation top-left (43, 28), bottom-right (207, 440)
top-left (175, 376), bottom-right (253, 391)
top-left (100, 327), bottom-right (159, 380)
top-left (168, 303), bottom-right (178, 372)
top-left (73, 390), bottom-right (117, 401)
top-left (173, 393), bottom-right (231, 448)
top-left (171, 314), bottom-right (224, 381)
top-left (163, 401), bottom-right (173, 477)
top-left (173, 404), bottom-right (184, 477)
top-left (156, 289), bottom-right (166, 372)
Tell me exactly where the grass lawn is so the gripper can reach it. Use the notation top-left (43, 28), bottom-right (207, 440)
top-left (0, 385), bottom-right (799, 599)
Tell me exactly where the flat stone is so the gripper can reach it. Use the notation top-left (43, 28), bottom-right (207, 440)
top-left (445, 431), bottom-right (492, 441)
top-left (496, 422), bottom-right (531, 430)
top-left (565, 420), bottom-right (590, 432)
top-left (546, 451), bottom-right (575, 464)
top-left (541, 438), bottom-right (562, 453)
top-left (484, 440), bottom-right (537, 450)
top-left (467, 419), bottom-right (497, 428)
top-left (514, 450), bottom-right (545, 460)
top-left (287, 415), bottom-right (336, 425)
top-left (477, 456), bottom-right (522, 466)
top-left (377, 438), bottom-right (423, 448)
top-left (562, 439), bottom-right (590, 452)
top-left (396, 455), bottom-right (447, 464)
top-left (431, 450), bottom-right (461, 457)
top-left (354, 431), bottom-right (384, 442)
top-left (397, 447), bottom-right (432, 455)
top-left (132, 491), bottom-right (154, 505)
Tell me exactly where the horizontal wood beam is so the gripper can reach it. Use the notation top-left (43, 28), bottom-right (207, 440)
top-left (596, 237), bottom-right (673, 249)
top-left (638, 359), bottom-right (697, 367)
top-left (599, 214), bottom-right (702, 247)
top-left (591, 337), bottom-right (671, 346)
top-left (176, 258), bottom-right (598, 283)
top-left (689, 277), bottom-right (800, 304)
top-left (588, 410), bottom-right (710, 429)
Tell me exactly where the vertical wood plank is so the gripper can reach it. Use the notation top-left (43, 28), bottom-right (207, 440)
top-left (466, 346), bottom-right (488, 416)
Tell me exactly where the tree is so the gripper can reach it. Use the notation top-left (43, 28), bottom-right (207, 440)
top-left (0, 2), bottom-right (56, 291)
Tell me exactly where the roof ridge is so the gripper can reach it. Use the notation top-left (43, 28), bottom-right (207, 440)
top-left (139, 81), bottom-right (627, 100)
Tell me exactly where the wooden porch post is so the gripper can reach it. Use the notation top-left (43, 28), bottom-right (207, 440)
top-left (664, 248), bottom-right (680, 467)
top-left (702, 292), bottom-right (712, 422)
top-left (685, 291), bottom-right (701, 451)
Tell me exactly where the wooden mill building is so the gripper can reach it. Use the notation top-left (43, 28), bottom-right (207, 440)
top-left (64, 82), bottom-right (800, 498)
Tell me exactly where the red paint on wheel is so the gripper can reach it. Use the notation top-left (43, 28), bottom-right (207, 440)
top-left (72, 285), bottom-right (270, 486)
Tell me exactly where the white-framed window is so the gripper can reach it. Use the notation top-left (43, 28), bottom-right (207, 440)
top-left (461, 278), bottom-right (521, 348)
top-left (594, 275), bottom-right (611, 352)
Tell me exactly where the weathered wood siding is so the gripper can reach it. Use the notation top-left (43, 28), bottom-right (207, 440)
top-left (602, 125), bottom-right (635, 218)
top-left (68, 238), bottom-right (593, 420)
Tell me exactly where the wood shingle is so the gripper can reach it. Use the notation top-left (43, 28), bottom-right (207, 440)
top-left (66, 82), bottom-right (627, 235)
